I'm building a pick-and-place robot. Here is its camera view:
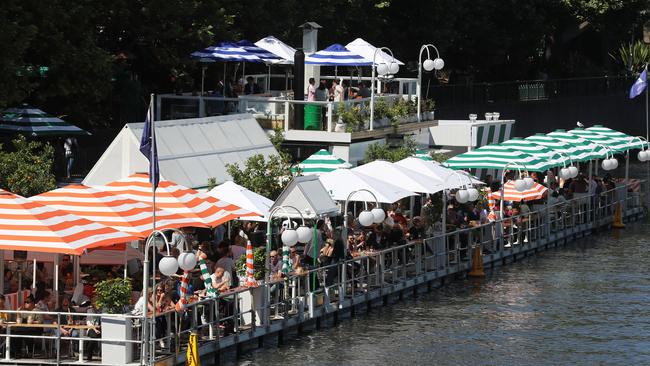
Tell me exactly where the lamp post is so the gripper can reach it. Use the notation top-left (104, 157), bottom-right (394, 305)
top-left (266, 206), bottom-right (312, 283)
top-left (417, 44), bottom-right (444, 122)
top-left (370, 47), bottom-right (399, 131)
top-left (141, 229), bottom-right (196, 365)
top-left (342, 189), bottom-right (386, 254)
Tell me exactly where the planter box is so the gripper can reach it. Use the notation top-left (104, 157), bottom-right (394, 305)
top-left (101, 316), bottom-right (133, 364)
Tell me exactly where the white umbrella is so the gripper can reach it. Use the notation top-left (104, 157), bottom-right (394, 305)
top-left (254, 36), bottom-right (296, 64)
top-left (395, 157), bottom-right (484, 189)
top-left (318, 169), bottom-right (416, 203)
top-left (345, 38), bottom-right (405, 65)
top-left (206, 181), bottom-right (273, 222)
top-left (353, 160), bottom-right (444, 194)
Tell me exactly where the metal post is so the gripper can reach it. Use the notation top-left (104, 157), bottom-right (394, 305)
top-left (326, 102), bottom-right (333, 132)
top-left (369, 62), bottom-right (376, 131)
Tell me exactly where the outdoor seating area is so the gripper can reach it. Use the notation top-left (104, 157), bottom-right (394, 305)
top-left (0, 123), bottom-right (647, 365)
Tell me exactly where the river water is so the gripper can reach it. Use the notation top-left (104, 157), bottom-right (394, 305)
top-left (236, 220), bottom-right (650, 366)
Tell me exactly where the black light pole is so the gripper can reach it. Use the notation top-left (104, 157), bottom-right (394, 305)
top-left (293, 49), bottom-right (305, 130)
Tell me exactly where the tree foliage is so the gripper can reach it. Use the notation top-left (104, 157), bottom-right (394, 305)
top-left (226, 154), bottom-right (292, 200)
top-left (364, 135), bottom-right (417, 163)
top-left (0, 135), bottom-right (57, 197)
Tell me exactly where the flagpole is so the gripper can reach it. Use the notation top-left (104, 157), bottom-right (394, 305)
top-left (149, 92), bottom-right (157, 365)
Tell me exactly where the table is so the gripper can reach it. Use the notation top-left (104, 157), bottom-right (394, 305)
top-left (4, 321), bottom-right (93, 362)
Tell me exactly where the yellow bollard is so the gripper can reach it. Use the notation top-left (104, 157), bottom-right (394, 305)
top-left (468, 245), bottom-right (485, 277)
top-left (612, 202), bottom-right (625, 229)
top-left (186, 332), bottom-right (200, 366)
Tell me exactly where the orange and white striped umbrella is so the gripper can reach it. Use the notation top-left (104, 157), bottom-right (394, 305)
top-left (0, 189), bottom-right (138, 254)
top-left (99, 173), bottom-right (255, 227)
top-left (244, 240), bottom-right (257, 287)
top-left (31, 184), bottom-right (209, 238)
top-left (488, 180), bottom-right (548, 202)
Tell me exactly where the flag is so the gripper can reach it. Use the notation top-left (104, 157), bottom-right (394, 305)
top-left (629, 67), bottom-right (648, 99)
top-left (139, 98), bottom-right (160, 188)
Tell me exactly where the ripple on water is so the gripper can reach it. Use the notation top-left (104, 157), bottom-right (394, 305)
top-left (238, 221), bottom-right (650, 366)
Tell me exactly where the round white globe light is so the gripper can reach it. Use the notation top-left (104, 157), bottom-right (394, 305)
top-left (177, 251), bottom-right (197, 271)
top-left (433, 58), bottom-right (445, 70)
top-left (281, 229), bottom-right (299, 247)
top-left (358, 210), bottom-right (375, 227)
top-left (568, 166), bottom-right (579, 178)
top-left (376, 63), bottom-right (389, 76)
top-left (601, 159), bottom-right (612, 171)
top-left (422, 59), bottom-right (435, 72)
top-left (371, 208), bottom-right (386, 224)
top-left (296, 226), bottom-right (312, 244)
top-left (389, 62), bottom-right (399, 75)
top-left (523, 177), bottom-right (535, 190)
top-left (456, 189), bottom-right (469, 203)
top-left (467, 188), bottom-right (480, 202)
top-left (609, 158), bottom-right (618, 169)
top-left (559, 167), bottom-right (570, 180)
top-left (159, 255), bottom-right (179, 276)
top-left (514, 179), bottom-right (527, 192)
top-left (638, 151), bottom-right (647, 162)
top-left (641, 150), bottom-right (650, 161)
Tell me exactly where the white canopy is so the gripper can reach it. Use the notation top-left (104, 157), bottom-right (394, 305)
top-left (395, 157), bottom-right (484, 190)
top-left (255, 36), bottom-right (296, 64)
top-left (207, 181), bottom-right (273, 222)
top-left (318, 169), bottom-right (416, 203)
top-left (353, 160), bottom-right (444, 194)
top-left (345, 38), bottom-right (405, 65)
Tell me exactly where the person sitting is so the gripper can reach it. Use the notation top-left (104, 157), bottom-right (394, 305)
top-left (407, 217), bottom-right (424, 241)
top-left (392, 208), bottom-right (408, 228)
top-left (289, 247), bottom-right (301, 268)
top-left (15, 295), bottom-right (43, 357)
top-left (269, 250), bottom-right (282, 277)
top-left (210, 266), bottom-right (232, 293)
top-left (55, 296), bottom-right (80, 354)
top-left (244, 76), bottom-right (261, 95)
top-left (356, 82), bottom-right (371, 98)
top-left (367, 224), bottom-right (387, 250)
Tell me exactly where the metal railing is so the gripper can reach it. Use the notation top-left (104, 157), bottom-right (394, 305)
top-left (1, 180), bottom-right (645, 365)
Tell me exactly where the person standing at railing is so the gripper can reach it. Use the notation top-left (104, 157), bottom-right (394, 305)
top-left (331, 78), bottom-right (344, 102)
top-left (307, 78), bottom-right (316, 101)
top-left (357, 82), bottom-right (371, 99)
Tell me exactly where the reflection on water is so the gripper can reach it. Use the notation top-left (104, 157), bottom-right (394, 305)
top-left (236, 221), bottom-right (650, 366)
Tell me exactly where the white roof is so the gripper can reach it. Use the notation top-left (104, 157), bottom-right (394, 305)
top-left (345, 38), bottom-right (405, 65)
top-left (395, 157), bottom-right (484, 189)
top-left (83, 114), bottom-right (277, 189)
top-left (353, 160), bottom-right (444, 194)
top-left (207, 181), bottom-right (273, 221)
top-left (273, 175), bottom-right (339, 219)
top-left (255, 36), bottom-right (296, 64)
top-left (318, 169), bottom-right (416, 203)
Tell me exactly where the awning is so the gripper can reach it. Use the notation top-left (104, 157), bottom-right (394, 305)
top-left (353, 160), bottom-right (444, 194)
top-left (318, 169), bottom-right (416, 203)
top-left (345, 38), bottom-right (404, 65)
top-left (291, 149), bottom-right (352, 175)
top-left (0, 105), bottom-right (89, 137)
top-left (191, 43), bottom-right (265, 62)
top-left (395, 157), bottom-right (484, 189)
top-left (445, 144), bottom-right (555, 172)
top-left (499, 138), bottom-right (570, 168)
top-left (98, 173), bottom-right (255, 227)
top-left (568, 128), bottom-right (628, 153)
top-left (235, 40), bottom-right (286, 64)
top-left (0, 189), bottom-right (138, 254)
top-left (31, 184), bottom-right (208, 238)
top-left (524, 134), bottom-right (595, 162)
top-left (586, 125), bottom-right (644, 151)
top-left (206, 181), bottom-right (273, 222)
top-left (546, 130), bottom-right (607, 160)
top-left (305, 44), bottom-right (373, 66)
top-left (254, 36), bottom-right (297, 64)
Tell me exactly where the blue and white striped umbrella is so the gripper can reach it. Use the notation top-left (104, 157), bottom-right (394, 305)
top-left (305, 44), bottom-right (373, 66)
top-left (235, 40), bottom-right (286, 64)
top-left (190, 42), bottom-right (265, 63)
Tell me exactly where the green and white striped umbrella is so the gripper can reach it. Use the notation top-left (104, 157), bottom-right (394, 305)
top-left (498, 138), bottom-right (570, 168)
top-left (0, 105), bottom-right (89, 137)
top-left (291, 149), bottom-right (352, 175)
top-left (445, 144), bottom-right (554, 172)
top-left (525, 134), bottom-right (594, 162)
top-left (567, 128), bottom-right (627, 153)
top-left (414, 149), bottom-right (433, 161)
top-left (547, 130), bottom-right (607, 159)
top-left (586, 125), bottom-right (645, 151)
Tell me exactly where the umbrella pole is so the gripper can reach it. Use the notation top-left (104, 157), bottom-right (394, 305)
top-left (268, 65), bottom-right (271, 93)
top-left (223, 63), bottom-right (227, 95)
top-left (201, 66), bottom-right (206, 96)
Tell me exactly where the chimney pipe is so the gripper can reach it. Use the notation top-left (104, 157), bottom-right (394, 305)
top-left (293, 49), bottom-right (305, 130)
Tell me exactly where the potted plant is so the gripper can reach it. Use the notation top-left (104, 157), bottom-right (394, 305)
top-left (422, 99), bottom-right (436, 120)
top-left (95, 278), bottom-right (134, 364)
top-left (373, 98), bottom-right (391, 128)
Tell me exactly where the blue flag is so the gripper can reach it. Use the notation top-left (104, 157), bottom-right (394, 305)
top-left (629, 68), bottom-right (647, 99)
top-left (139, 100), bottom-right (160, 188)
